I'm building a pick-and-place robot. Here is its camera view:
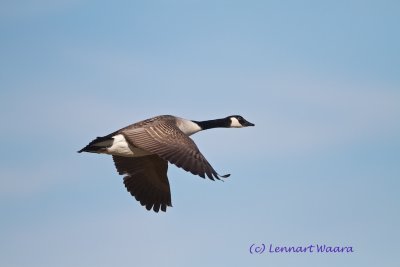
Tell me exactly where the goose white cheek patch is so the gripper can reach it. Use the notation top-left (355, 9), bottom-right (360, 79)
top-left (230, 117), bottom-right (243, 128)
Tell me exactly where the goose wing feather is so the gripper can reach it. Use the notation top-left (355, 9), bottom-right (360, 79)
top-left (121, 121), bottom-right (229, 180)
top-left (112, 155), bottom-right (172, 212)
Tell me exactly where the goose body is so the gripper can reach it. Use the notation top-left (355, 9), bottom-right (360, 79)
top-left (78, 115), bottom-right (254, 212)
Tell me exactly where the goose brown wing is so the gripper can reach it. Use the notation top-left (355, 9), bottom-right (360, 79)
top-left (121, 122), bottom-right (229, 180)
top-left (112, 155), bottom-right (172, 212)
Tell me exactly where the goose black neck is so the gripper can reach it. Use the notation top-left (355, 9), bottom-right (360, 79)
top-left (192, 118), bottom-right (230, 130)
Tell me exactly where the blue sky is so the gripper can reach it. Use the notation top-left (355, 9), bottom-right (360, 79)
top-left (1, 1), bottom-right (399, 266)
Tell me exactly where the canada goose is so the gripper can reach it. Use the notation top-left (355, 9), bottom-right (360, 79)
top-left (78, 115), bottom-right (254, 212)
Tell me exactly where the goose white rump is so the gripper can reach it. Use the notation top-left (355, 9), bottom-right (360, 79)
top-left (105, 134), bottom-right (151, 157)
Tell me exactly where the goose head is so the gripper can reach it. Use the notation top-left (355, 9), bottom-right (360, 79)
top-left (227, 115), bottom-right (255, 128)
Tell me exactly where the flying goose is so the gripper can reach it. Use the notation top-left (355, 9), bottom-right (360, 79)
top-left (78, 115), bottom-right (254, 212)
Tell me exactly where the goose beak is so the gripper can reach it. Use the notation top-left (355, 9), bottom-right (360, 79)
top-left (243, 120), bottom-right (255, 127)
